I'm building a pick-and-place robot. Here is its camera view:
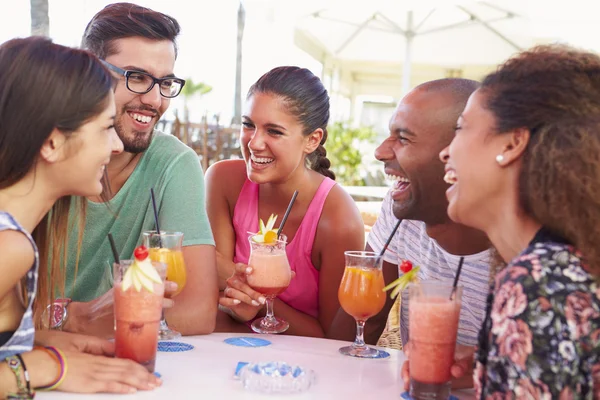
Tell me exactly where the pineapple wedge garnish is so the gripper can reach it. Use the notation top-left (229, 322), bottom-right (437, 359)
top-left (382, 266), bottom-right (420, 300)
top-left (122, 246), bottom-right (163, 293)
top-left (252, 214), bottom-right (279, 244)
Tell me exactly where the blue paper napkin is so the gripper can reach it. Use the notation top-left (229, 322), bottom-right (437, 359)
top-left (373, 349), bottom-right (390, 359)
top-left (224, 337), bottom-right (272, 347)
top-left (157, 341), bottom-right (194, 352)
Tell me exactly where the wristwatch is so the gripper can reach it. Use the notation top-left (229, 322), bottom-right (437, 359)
top-left (41, 298), bottom-right (72, 330)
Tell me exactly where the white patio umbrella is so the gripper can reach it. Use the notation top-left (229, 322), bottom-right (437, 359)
top-left (293, 0), bottom-right (533, 93)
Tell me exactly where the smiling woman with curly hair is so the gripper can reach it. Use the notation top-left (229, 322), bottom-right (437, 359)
top-left (438, 45), bottom-right (600, 398)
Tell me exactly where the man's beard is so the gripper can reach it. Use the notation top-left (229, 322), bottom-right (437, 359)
top-left (115, 119), bottom-right (154, 154)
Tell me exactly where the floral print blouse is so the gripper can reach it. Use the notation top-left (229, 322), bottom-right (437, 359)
top-left (475, 228), bottom-right (600, 399)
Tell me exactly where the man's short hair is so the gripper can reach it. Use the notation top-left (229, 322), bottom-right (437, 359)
top-left (81, 2), bottom-right (180, 59)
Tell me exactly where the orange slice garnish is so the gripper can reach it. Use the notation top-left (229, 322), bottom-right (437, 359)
top-left (264, 230), bottom-right (277, 244)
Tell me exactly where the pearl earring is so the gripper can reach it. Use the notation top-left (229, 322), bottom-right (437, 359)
top-left (495, 154), bottom-right (504, 164)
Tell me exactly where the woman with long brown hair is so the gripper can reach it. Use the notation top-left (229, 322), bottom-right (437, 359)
top-left (432, 45), bottom-right (600, 397)
top-left (207, 66), bottom-right (365, 336)
top-left (0, 37), bottom-right (161, 398)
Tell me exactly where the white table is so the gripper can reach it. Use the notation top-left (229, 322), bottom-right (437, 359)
top-left (37, 333), bottom-right (474, 399)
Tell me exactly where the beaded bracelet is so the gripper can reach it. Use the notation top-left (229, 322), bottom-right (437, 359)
top-left (4, 354), bottom-right (35, 399)
top-left (15, 354), bottom-right (32, 394)
top-left (35, 346), bottom-right (67, 391)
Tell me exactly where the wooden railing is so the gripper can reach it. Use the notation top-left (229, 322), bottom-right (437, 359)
top-left (156, 116), bottom-right (241, 171)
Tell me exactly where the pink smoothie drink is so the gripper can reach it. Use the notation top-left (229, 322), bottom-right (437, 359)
top-left (408, 282), bottom-right (462, 400)
top-left (114, 259), bottom-right (164, 373)
top-left (247, 251), bottom-right (292, 297)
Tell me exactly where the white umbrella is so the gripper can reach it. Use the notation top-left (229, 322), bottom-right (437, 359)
top-left (294, 0), bottom-right (532, 93)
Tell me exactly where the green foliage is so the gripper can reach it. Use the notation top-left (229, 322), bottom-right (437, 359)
top-left (325, 121), bottom-right (377, 186)
top-left (181, 78), bottom-right (212, 98)
top-left (179, 78), bottom-right (212, 122)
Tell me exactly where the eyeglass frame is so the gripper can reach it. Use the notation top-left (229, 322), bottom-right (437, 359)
top-left (101, 60), bottom-right (186, 99)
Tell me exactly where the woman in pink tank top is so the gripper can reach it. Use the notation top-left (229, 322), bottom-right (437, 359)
top-left (206, 66), bottom-right (365, 338)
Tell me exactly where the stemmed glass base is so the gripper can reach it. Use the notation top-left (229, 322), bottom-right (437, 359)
top-left (339, 319), bottom-right (381, 358)
top-left (338, 343), bottom-right (380, 358)
top-left (251, 316), bottom-right (289, 334)
top-left (250, 297), bottom-right (289, 334)
top-left (158, 313), bottom-right (181, 340)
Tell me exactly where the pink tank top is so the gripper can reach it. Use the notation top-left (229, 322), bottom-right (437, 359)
top-left (232, 177), bottom-right (336, 319)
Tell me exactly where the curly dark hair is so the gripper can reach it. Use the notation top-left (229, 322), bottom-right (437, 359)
top-left (481, 44), bottom-right (600, 276)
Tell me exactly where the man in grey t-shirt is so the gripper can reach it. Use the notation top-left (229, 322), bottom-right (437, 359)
top-left (330, 78), bottom-right (491, 353)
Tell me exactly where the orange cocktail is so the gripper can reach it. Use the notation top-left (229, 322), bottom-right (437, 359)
top-left (148, 248), bottom-right (186, 296)
top-left (142, 231), bottom-right (186, 340)
top-left (338, 267), bottom-right (385, 320)
top-left (338, 251), bottom-right (386, 358)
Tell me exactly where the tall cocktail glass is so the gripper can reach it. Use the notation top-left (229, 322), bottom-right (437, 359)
top-left (143, 231), bottom-right (186, 340)
top-left (409, 281), bottom-right (462, 400)
top-left (113, 260), bottom-right (165, 372)
top-left (338, 251), bottom-right (386, 358)
top-left (246, 235), bottom-right (292, 334)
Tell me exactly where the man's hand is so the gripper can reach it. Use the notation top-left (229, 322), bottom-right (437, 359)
top-left (449, 344), bottom-right (476, 389)
top-left (65, 281), bottom-right (178, 337)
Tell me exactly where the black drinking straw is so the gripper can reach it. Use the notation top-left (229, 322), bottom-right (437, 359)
top-left (450, 256), bottom-right (465, 300)
top-left (108, 233), bottom-right (120, 264)
top-left (378, 219), bottom-right (402, 257)
top-left (150, 188), bottom-right (163, 247)
top-left (277, 190), bottom-right (299, 239)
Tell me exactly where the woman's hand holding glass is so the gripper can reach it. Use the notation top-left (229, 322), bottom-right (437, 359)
top-left (219, 263), bottom-right (267, 322)
top-left (219, 263), bottom-right (297, 322)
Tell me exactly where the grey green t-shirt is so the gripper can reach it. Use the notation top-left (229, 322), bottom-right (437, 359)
top-left (63, 131), bottom-right (215, 301)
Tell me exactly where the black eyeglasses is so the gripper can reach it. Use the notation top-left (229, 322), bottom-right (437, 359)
top-left (101, 60), bottom-right (186, 98)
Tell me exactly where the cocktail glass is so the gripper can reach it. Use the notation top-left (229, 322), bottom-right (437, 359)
top-left (409, 281), bottom-right (462, 400)
top-left (246, 234), bottom-right (292, 334)
top-left (338, 251), bottom-right (386, 358)
top-left (113, 260), bottom-right (165, 372)
top-left (143, 231), bottom-right (186, 340)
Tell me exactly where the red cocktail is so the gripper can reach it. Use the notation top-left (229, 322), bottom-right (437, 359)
top-left (113, 251), bottom-right (165, 372)
top-left (409, 282), bottom-right (462, 400)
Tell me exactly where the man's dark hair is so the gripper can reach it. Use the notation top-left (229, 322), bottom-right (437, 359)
top-left (81, 2), bottom-right (180, 59)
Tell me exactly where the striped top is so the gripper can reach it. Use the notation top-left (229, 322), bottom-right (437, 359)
top-left (0, 212), bottom-right (38, 358)
top-left (367, 191), bottom-right (491, 346)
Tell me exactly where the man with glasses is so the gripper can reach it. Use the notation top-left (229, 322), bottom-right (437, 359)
top-left (47, 3), bottom-right (218, 337)
top-left (101, 61), bottom-right (186, 101)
